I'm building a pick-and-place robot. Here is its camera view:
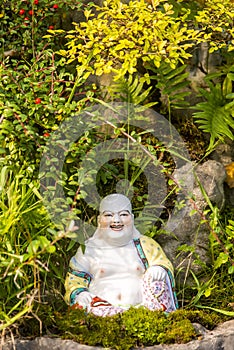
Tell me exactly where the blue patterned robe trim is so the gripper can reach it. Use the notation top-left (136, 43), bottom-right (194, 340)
top-left (70, 287), bottom-right (89, 305)
top-left (69, 269), bottom-right (92, 284)
top-left (133, 238), bottom-right (149, 269)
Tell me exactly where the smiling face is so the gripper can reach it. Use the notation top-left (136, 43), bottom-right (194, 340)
top-left (99, 210), bottom-right (133, 232)
top-left (97, 209), bottom-right (134, 246)
top-left (93, 194), bottom-right (136, 246)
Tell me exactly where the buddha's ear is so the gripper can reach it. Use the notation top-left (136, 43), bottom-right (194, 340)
top-left (97, 215), bottom-right (100, 226)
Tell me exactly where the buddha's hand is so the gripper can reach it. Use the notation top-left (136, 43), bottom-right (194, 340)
top-left (145, 266), bottom-right (167, 282)
top-left (74, 291), bottom-right (94, 309)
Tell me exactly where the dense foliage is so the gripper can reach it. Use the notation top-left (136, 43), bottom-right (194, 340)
top-left (0, 0), bottom-right (234, 346)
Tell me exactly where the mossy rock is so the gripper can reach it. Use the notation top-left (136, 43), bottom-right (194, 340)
top-left (55, 307), bottom-right (200, 349)
top-left (18, 304), bottom-right (229, 350)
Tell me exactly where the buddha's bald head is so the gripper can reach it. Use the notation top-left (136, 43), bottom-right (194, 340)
top-left (99, 193), bottom-right (132, 214)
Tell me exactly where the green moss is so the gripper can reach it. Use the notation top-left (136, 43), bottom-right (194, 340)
top-left (168, 309), bottom-right (228, 330)
top-left (55, 307), bottom-right (198, 349)
top-left (121, 307), bottom-right (169, 346)
top-left (18, 304), bottom-right (230, 349)
top-left (56, 309), bottom-right (136, 350)
top-left (158, 319), bottom-right (196, 344)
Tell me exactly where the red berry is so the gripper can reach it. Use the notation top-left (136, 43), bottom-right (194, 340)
top-left (43, 132), bottom-right (50, 137)
top-left (34, 0), bottom-right (39, 4)
top-left (24, 17), bottom-right (29, 21)
top-left (35, 98), bottom-right (41, 104)
top-left (53, 4), bottom-right (59, 9)
top-left (29, 10), bottom-right (34, 15)
top-left (48, 25), bottom-right (54, 30)
top-left (19, 9), bottom-right (25, 15)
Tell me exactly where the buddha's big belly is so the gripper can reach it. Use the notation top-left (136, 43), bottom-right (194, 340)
top-left (86, 243), bottom-right (145, 307)
top-left (89, 274), bottom-right (143, 307)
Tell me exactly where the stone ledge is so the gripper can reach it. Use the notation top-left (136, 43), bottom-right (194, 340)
top-left (2, 320), bottom-right (234, 350)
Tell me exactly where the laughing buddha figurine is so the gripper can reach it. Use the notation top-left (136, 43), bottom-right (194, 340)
top-left (64, 193), bottom-right (178, 316)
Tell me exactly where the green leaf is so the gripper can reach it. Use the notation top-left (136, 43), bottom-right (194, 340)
top-left (196, 305), bottom-right (234, 317)
top-left (214, 252), bottom-right (229, 269)
top-left (228, 265), bottom-right (234, 274)
top-left (27, 240), bottom-right (40, 255)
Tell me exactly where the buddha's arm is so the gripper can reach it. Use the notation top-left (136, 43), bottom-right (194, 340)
top-left (64, 270), bottom-right (92, 305)
top-left (64, 248), bottom-right (92, 305)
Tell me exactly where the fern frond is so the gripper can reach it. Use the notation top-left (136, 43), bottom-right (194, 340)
top-left (108, 74), bottom-right (156, 109)
top-left (195, 109), bottom-right (234, 139)
top-left (193, 63), bottom-right (234, 150)
top-left (149, 62), bottom-right (191, 111)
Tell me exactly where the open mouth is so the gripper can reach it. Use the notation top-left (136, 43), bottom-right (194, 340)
top-left (110, 225), bottom-right (124, 231)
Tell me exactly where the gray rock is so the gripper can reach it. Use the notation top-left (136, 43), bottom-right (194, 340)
top-left (2, 320), bottom-right (234, 350)
top-left (192, 160), bottom-right (226, 210)
top-left (1, 337), bottom-right (103, 350)
top-left (210, 140), bottom-right (234, 167)
top-left (158, 160), bottom-right (226, 281)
